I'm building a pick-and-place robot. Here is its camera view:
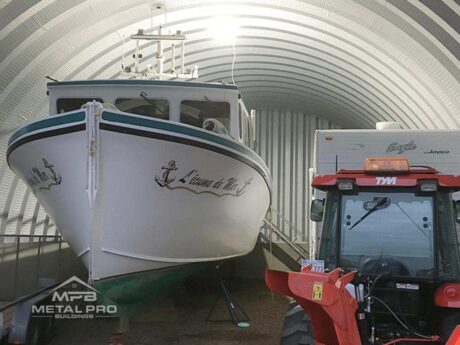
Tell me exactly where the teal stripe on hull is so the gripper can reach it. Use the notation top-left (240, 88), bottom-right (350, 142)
top-left (9, 111), bottom-right (86, 145)
top-left (101, 111), bottom-right (270, 178)
top-left (7, 109), bottom-right (271, 187)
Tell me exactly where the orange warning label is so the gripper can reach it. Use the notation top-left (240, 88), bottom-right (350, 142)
top-left (312, 282), bottom-right (323, 301)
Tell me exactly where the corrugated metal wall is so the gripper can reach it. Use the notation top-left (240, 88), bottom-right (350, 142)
top-left (256, 109), bottom-right (340, 244)
top-left (0, 176), bottom-right (57, 244)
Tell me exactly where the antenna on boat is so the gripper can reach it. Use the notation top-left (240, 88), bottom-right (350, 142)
top-left (45, 76), bottom-right (59, 83)
top-left (121, 3), bottom-right (198, 81)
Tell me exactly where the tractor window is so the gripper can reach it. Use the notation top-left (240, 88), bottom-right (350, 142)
top-left (115, 98), bottom-right (169, 120)
top-left (318, 191), bottom-right (339, 271)
top-left (436, 192), bottom-right (460, 278)
top-left (339, 192), bottom-right (435, 277)
top-left (57, 98), bottom-right (103, 113)
top-left (180, 100), bottom-right (230, 135)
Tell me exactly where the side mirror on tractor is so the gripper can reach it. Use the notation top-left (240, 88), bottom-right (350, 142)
top-left (310, 199), bottom-right (324, 222)
top-left (454, 200), bottom-right (460, 223)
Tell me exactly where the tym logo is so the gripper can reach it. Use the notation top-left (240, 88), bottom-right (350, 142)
top-left (376, 177), bottom-right (397, 185)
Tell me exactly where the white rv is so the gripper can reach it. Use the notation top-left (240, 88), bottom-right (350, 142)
top-left (315, 129), bottom-right (460, 176)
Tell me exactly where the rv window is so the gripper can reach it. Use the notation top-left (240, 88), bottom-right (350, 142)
top-left (57, 98), bottom-right (103, 113)
top-left (115, 98), bottom-right (169, 120)
top-left (180, 100), bottom-right (230, 134)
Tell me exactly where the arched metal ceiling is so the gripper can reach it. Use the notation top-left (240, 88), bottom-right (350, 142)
top-left (0, 0), bottom-right (458, 237)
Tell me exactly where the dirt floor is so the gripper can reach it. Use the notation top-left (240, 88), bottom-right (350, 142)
top-left (48, 279), bottom-right (289, 345)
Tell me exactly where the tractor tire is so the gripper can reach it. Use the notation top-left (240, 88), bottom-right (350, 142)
top-left (280, 300), bottom-right (315, 345)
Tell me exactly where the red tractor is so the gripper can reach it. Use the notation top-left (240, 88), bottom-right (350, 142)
top-left (267, 158), bottom-right (460, 345)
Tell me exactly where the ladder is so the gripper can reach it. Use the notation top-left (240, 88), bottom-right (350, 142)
top-left (259, 208), bottom-right (309, 271)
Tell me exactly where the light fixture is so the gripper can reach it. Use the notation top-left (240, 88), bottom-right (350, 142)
top-left (338, 179), bottom-right (354, 191)
top-left (419, 180), bottom-right (437, 192)
top-left (364, 157), bottom-right (410, 174)
top-left (208, 16), bottom-right (239, 45)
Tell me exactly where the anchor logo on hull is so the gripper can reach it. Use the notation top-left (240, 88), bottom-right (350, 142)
top-left (154, 160), bottom-right (177, 187)
top-left (27, 158), bottom-right (62, 191)
top-left (43, 158), bottom-right (62, 185)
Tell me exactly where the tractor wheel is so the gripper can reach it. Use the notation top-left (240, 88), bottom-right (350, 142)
top-left (280, 300), bottom-right (315, 345)
top-left (439, 310), bottom-right (460, 343)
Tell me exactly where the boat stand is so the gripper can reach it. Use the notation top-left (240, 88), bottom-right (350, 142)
top-left (206, 280), bottom-right (250, 328)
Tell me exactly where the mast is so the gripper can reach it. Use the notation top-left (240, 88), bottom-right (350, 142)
top-left (121, 29), bottom-right (198, 80)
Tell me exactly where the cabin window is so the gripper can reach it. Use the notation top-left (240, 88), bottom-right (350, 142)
top-left (238, 103), bottom-right (243, 139)
top-left (115, 98), bottom-right (169, 120)
top-left (180, 100), bottom-right (230, 134)
top-left (238, 103), bottom-right (251, 145)
top-left (57, 98), bottom-right (103, 113)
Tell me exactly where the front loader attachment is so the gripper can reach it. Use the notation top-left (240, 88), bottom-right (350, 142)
top-left (266, 267), bottom-right (451, 345)
top-left (266, 267), bottom-right (361, 345)
top-left (446, 326), bottom-right (460, 345)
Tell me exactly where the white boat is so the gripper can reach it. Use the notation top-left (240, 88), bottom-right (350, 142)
top-left (6, 30), bottom-right (271, 312)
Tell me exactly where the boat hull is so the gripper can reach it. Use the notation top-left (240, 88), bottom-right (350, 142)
top-left (7, 106), bottom-right (271, 291)
top-left (94, 263), bottom-right (205, 315)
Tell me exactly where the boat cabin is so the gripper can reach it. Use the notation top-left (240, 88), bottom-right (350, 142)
top-left (47, 80), bottom-right (255, 146)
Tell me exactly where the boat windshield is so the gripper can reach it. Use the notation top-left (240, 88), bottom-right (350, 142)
top-left (57, 98), bottom-right (103, 113)
top-left (180, 100), bottom-right (230, 134)
top-left (115, 98), bottom-right (169, 120)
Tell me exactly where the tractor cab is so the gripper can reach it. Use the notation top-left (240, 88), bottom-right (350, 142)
top-left (311, 157), bottom-right (460, 281)
top-left (288, 157), bottom-right (460, 343)
top-left (266, 158), bottom-right (460, 344)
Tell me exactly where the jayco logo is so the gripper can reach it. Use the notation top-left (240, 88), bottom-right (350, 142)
top-left (376, 177), bottom-right (397, 185)
top-left (386, 141), bottom-right (417, 154)
top-left (424, 149), bottom-right (450, 155)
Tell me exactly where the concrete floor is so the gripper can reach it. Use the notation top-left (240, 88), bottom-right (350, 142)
top-left (48, 279), bottom-right (289, 345)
